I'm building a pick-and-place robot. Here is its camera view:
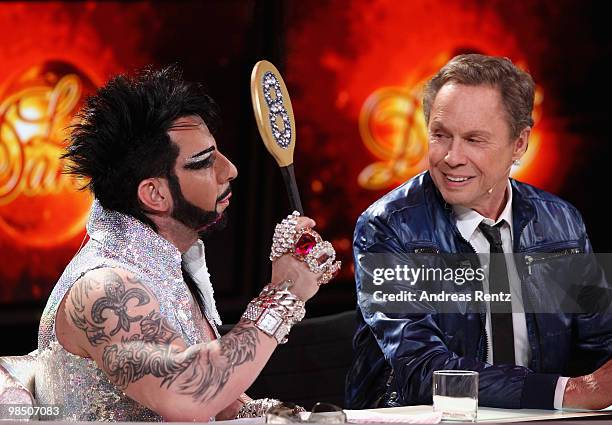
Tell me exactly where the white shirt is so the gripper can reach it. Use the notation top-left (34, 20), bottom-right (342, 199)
top-left (452, 180), bottom-right (568, 409)
top-left (182, 240), bottom-right (223, 327)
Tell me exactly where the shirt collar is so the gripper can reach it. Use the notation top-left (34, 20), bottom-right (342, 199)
top-left (453, 180), bottom-right (514, 242)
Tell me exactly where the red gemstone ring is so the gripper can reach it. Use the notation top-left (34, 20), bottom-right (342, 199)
top-left (289, 227), bottom-right (341, 284)
top-left (292, 228), bottom-right (323, 259)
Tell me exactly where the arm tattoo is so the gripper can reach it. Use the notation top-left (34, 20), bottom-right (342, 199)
top-left (69, 271), bottom-right (151, 345)
top-left (68, 277), bottom-right (109, 345)
top-left (102, 311), bottom-right (197, 388)
top-left (177, 319), bottom-right (259, 401)
top-left (71, 270), bottom-right (261, 402)
top-left (102, 317), bottom-right (260, 402)
top-left (91, 273), bottom-right (150, 335)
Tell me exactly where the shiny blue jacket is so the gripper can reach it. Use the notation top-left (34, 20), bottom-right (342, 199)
top-left (346, 172), bottom-right (612, 410)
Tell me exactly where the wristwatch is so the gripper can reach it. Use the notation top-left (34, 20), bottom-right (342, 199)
top-left (259, 308), bottom-right (289, 342)
top-left (242, 283), bottom-right (305, 344)
top-left (243, 303), bottom-right (291, 344)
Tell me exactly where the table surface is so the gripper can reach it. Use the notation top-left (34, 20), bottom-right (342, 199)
top-left (4, 406), bottom-right (610, 424)
top-left (365, 405), bottom-right (612, 423)
top-left (208, 405), bottom-right (612, 424)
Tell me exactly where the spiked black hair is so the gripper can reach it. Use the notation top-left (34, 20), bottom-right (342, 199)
top-left (63, 65), bottom-right (220, 230)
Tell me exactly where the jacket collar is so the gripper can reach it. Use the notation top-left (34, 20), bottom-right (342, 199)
top-left (510, 178), bottom-right (536, 251)
top-left (423, 172), bottom-right (536, 252)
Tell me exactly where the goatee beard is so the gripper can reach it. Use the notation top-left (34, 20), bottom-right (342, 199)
top-left (197, 212), bottom-right (228, 238)
top-left (167, 171), bottom-right (229, 235)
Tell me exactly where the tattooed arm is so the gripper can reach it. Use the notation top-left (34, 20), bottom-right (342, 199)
top-left (57, 267), bottom-right (278, 421)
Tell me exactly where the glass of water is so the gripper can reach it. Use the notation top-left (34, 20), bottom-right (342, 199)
top-left (433, 370), bottom-right (478, 422)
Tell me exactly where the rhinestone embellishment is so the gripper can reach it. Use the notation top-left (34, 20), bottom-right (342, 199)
top-left (262, 71), bottom-right (292, 149)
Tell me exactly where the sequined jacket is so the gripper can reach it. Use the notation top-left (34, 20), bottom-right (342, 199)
top-left (345, 172), bottom-right (612, 410)
top-left (36, 200), bottom-right (217, 421)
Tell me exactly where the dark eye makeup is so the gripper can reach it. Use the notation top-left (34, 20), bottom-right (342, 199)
top-left (185, 155), bottom-right (214, 170)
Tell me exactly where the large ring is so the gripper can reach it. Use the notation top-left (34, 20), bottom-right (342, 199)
top-left (296, 231), bottom-right (341, 284)
top-left (302, 240), bottom-right (335, 273)
top-left (292, 227), bottom-right (323, 259)
top-left (268, 211), bottom-right (341, 285)
top-left (270, 211), bottom-right (300, 261)
top-left (318, 261), bottom-right (342, 286)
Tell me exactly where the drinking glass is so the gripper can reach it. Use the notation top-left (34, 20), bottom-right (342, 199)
top-left (433, 370), bottom-right (478, 422)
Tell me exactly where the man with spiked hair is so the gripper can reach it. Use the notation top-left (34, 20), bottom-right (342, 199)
top-left (34, 66), bottom-right (338, 421)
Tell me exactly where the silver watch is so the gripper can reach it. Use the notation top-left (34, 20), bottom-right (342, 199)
top-left (257, 308), bottom-right (290, 343)
top-left (242, 283), bottom-right (305, 344)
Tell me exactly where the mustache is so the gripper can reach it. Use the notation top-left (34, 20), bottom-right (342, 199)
top-left (216, 185), bottom-right (232, 202)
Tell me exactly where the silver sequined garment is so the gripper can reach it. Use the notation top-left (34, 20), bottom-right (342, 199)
top-left (36, 200), bottom-right (219, 421)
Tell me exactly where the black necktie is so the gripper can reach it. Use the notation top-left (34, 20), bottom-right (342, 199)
top-left (478, 222), bottom-right (515, 365)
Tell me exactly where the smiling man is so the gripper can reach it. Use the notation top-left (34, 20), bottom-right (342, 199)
top-left (347, 54), bottom-right (612, 411)
top-left (34, 66), bottom-right (336, 421)
top-left (427, 82), bottom-right (528, 220)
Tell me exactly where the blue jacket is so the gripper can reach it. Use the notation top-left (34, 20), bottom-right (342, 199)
top-left (346, 172), bottom-right (612, 410)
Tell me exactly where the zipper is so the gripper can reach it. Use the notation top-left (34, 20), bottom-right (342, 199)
top-left (410, 242), bottom-right (441, 254)
top-left (413, 247), bottom-right (440, 254)
top-left (520, 246), bottom-right (580, 370)
top-left (451, 228), bottom-right (489, 362)
top-left (524, 247), bottom-right (581, 275)
top-left (480, 310), bottom-right (489, 363)
top-left (410, 232), bottom-right (491, 360)
top-left (462, 240), bottom-right (489, 362)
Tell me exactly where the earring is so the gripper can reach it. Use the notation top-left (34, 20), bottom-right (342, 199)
top-left (513, 159), bottom-right (521, 166)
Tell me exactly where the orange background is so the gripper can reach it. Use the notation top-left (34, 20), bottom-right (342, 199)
top-left (0, 1), bottom-right (609, 315)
